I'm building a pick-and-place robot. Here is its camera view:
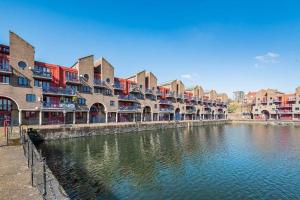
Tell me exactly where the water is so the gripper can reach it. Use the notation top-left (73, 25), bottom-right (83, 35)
top-left (37, 124), bottom-right (300, 200)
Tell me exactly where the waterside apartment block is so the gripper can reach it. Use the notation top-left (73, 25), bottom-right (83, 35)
top-left (243, 88), bottom-right (300, 120)
top-left (0, 32), bottom-right (228, 126)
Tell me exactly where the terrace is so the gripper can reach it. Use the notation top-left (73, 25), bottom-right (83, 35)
top-left (159, 100), bottom-right (173, 105)
top-left (118, 94), bottom-right (137, 101)
top-left (42, 102), bottom-right (76, 110)
top-left (42, 87), bottom-right (76, 96)
top-left (94, 79), bottom-right (108, 88)
top-left (32, 69), bottom-right (52, 80)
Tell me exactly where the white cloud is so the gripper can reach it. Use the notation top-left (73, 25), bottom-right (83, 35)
top-left (180, 73), bottom-right (200, 83)
top-left (254, 52), bottom-right (280, 63)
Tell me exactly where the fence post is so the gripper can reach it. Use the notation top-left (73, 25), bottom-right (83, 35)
top-left (31, 143), bottom-right (34, 187)
top-left (27, 141), bottom-right (30, 167)
top-left (43, 158), bottom-right (47, 197)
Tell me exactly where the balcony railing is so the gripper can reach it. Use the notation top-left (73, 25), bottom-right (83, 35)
top-left (94, 79), bottom-right (107, 87)
top-left (42, 102), bottom-right (75, 109)
top-left (186, 109), bottom-right (196, 114)
top-left (130, 85), bottom-right (141, 93)
top-left (159, 100), bottom-right (173, 105)
top-left (287, 97), bottom-right (296, 101)
top-left (145, 89), bottom-right (153, 94)
top-left (176, 94), bottom-right (183, 99)
top-left (159, 108), bottom-right (174, 112)
top-left (156, 91), bottom-right (163, 96)
top-left (118, 94), bottom-right (137, 101)
top-left (166, 92), bottom-right (175, 98)
top-left (0, 63), bottom-right (12, 74)
top-left (273, 99), bottom-right (282, 103)
top-left (118, 105), bottom-right (141, 111)
top-left (32, 69), bottom-right (52, 79)
top-left (42, 87), bottom-right (76, 96)
top-left (66, 76), bottom-right (80, 83)
top-left (277, 104), bottom-right (293, 108)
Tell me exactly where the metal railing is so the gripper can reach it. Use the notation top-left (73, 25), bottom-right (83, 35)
top-left (145, 89), bottom-right (153, 94)
top-left (42, 102), bottom-right (75, 109)
top-left (159, 108), bottom-right (174, 112)
top-left (118, 105), bottom-right (141, 111)
top-left (32, 69), bottom-right (52, 79)
top-left (42, 87), bottom-right (76, 95)
top-left (94, 79), bottom-right (107, 87)
top-left (21, 130), bottom-right (69, 200)
top-left (159, 100), bottom-right (173, 105)
top-left (118, 94), bottom-right (137, 101)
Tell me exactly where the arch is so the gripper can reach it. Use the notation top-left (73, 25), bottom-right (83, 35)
top-left (175, 108), bottom-right (181, 121)
top-left (143, 106), bottom-right (152, 121)
top-left (261, 110), bottom-right (270, 120)
top-left (196, 109), bottom-right (200, 120)
top-left (0, 96), bottom-right (19, 126)
top-left (89, 103), bottom-right (106, 123)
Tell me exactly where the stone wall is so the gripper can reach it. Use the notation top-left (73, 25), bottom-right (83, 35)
top-left (30, 120), bottom-right (230, 141)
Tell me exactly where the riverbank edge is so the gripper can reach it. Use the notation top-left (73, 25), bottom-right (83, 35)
top-left (28, 120), bottom-right (230, 141)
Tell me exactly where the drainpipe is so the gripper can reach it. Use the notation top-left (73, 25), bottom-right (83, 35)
top-left (19, 110), bottom-right (22, 125)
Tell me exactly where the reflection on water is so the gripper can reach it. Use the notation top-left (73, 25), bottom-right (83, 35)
top-left (37, 124), bottom-right (300, 200)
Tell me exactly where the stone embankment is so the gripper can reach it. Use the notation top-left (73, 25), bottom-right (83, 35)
top-left (27, 120), bottom-right (230, 141)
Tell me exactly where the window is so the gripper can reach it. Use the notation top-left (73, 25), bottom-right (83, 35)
top-left (34, 80), bottom-right (50, 89)
top-left (18, 76), bottom-right (29, 86)
top-left (110, 101), bottom-right (115, 106)
top-left (18, 61), bottom-right (27, 69)
top-left (83, 74), bottom-right (89, 80)
top-left (269, 103), bottom-right (272, 106)
top-left (255, 109), bottom-right (258, 111)
top-left (78, 98), bottom-right (86, 105)
top-left (26, 94), bottom-right (36, 102)
top-left (106, 78), bottom-right (110, 83)
top-left (154, 104), bottom-right (157, 109)
top-left (296, 107), bottom-right (299, 111)
top-left (0, 98), bottom-right (12, 111)
top-left (0, 75), bottom-right (10, 84)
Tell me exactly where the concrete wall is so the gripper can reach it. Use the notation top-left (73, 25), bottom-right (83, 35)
top-left (30, 120), bottom-right (230, 140)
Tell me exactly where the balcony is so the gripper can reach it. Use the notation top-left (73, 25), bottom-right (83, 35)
top-left (66, 76), bottom-right (80, 84)
top-left (278, 110), bottom-right (293, 114)
top-left (186, 102), bottom-right (195, 107)
top-left (186, 109), bottom-right (196, 114)
top-left (156, 91), bottom-right (163, 96)
top-left (0, 64), bottom-right (12, 75)
top-left (42, 87), bottom-right (76, 96)
top-left (118, 105), bottom-right (141, 112)
top-left (159, 107), bottom-right (174, 113)
top-left (145, 88), bottom-right (153, 95)
top-left (113, 83), bottom-right (124, 90)
top-left (287, 97), bottom-right (296, 101)
top-left (32, 69), bottom-right (52, 80)
top-left (94, 79), bottom-right (107, 88)
top-left (159, 100), bottom-right (173, 105)
top-left (118, 94), bottom-right (137, 101)
top-left (176, 94), bottom-right (183, 99)
top-left (42, 102), bottom-right (76, 110)
top-left (273, 98), bottom-right (282, 103)
top-left (277, 104), bottom-right (293, 108)
top-left (166, 92), bottom-right (175, 98)
top-left (130, 85), bottom-right (141, 93)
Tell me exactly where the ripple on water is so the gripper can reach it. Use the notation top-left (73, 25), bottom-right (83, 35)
top-left (38, 124), bottom-right (300, 200)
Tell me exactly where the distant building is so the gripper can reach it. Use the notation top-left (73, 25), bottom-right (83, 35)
top-left (233, 91), bottom-right (245, 103)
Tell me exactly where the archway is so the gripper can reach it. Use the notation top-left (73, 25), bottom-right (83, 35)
top-left (175, 108), bottom-right (181, 121)
top-left (89, 103), bottom-right (106, 123)
top-left (261, 110), bottom-right (270, 120)
top-left (196, 109), bottom-right (200, 120)
top-left (143, 106), bottom-right (152, 121)
top-left (0, 96), bottom-right (19, 126)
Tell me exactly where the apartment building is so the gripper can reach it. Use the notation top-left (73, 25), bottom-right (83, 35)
top-left (0, 32), bottom-right (228, 126)
top-left (251, 88), bottom-right (300, 120)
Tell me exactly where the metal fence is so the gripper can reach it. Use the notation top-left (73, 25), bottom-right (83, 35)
top-left (21, 130), bottom-right (69, 200)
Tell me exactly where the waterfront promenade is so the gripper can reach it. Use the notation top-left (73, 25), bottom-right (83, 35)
top-left (0, 145), bottom-right (41, 200)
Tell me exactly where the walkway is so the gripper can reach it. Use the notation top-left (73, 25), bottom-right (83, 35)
top-left (0, 145), bottom-right (41, 200)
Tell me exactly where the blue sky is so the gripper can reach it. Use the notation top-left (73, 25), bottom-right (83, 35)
top-left (1, 0), bottom-right (300, 96)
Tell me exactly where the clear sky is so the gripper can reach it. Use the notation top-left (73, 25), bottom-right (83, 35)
top-left (1, 0), bottom-right (300, 96)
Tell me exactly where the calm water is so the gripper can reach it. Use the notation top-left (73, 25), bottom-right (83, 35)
top-left (37, 124), bottom-right (300, 200)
